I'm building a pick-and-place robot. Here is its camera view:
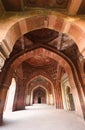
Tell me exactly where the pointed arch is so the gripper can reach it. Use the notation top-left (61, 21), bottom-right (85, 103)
top-left (0, 13), bottom-right (85, 59)
top-left (0, 46), bottom-right (85, 121)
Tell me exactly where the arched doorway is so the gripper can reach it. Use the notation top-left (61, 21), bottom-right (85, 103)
top-left (66, 86), bottom-right (75, 111)
top-left (26, 75), bottom-right (55, 106)
top-left (61, 73), bottom-right (75, 111)
top-left (33, 87), bottom-right (46, 104)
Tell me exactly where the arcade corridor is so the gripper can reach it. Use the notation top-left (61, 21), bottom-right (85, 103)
top-left (0, 0), bottom-right (85, 128)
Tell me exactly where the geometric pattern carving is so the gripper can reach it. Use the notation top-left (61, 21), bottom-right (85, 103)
top-left (24, 0), bottom-right (69, 9)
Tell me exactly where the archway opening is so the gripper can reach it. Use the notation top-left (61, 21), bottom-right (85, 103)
top-left (26, 75), bottom-right (55, 106)
top-left (61, 73), bottom-right (75, 111)
top-left (33, 87), bottom-right (46, 104)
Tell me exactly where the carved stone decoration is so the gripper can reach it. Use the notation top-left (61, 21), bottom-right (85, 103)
top-left (23, 0), bottom-right (69, 9)
top-left (27, 56), bottom-right (55, 66)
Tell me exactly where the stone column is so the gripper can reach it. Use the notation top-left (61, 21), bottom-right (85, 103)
top-left (13, 78), bottom-right (26, 111)
top-left (0, 86), bottom-right (8, 125)
top-left (55, 65), bottom-right (63, 109)
top-left (55, 80), bottom-right (63, 109)
top-left (68, 52), bottom-right (85, 118)
top-left (68, 73), bottom-right (85, 118)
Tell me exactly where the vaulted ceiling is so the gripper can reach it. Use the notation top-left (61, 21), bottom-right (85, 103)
top-left (9, 28), bottom-right (79, 85)
top-left (0, 0), bottom-right (85, 15)
top-left (28, 76), bottom-right (52, 93)
top-left (12, 28), bottom-right (76, 55)
top-left (0, 0), bottom-right (83, 87)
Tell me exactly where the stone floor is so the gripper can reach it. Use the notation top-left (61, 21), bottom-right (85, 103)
top-left (1, 104), bottom-right (85, 130)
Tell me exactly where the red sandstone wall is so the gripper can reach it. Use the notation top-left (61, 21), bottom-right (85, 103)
top-left (0, 1), bottom-right (4, 16)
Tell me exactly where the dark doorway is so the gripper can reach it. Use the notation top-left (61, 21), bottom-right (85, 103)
top-left (69, 94), bottom-right (75, 111)
top-left (38, 97), bottom-right (41, 103)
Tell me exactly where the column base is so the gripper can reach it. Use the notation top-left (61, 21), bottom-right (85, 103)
top-left (13, 106), bottom-right (25, 111)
